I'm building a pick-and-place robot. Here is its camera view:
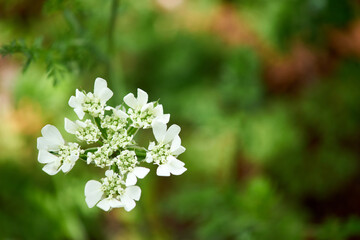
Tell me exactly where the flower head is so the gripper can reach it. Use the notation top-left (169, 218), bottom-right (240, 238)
top-left (101, 107), bottom-right (129, 131)
top-left (69, 78), bottom-right (113, 119)
top-left (113, 150), bottom-right (150, 186)
top-left (84, 170), bottom-right (141, 211)
top-left (146, 121), bottom-right (186, 176)
top-left (124, 88), bottom-right (169, 129)
top-left (38, 77), bottom-right (187, 213)
top-left (37, 125), bottom-right (82, 175)
top-left (65, 118), bottom-right (101, 143)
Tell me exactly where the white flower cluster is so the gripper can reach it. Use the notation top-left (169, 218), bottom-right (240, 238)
top-left (37, 78), bottom-right (186, 212)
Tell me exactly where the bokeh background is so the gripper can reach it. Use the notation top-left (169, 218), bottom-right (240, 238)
top-left (1, 0), bottom-right (360, 239)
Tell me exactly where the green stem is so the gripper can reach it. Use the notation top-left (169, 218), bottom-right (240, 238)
top-left (94, 117), bottom-right (108, 139)
top-left (84, 147), bottom-right (98, 154)
top-left (127, 126), bottom-right (138, 136)
top-left (79, 156), bottom-right (88, 163)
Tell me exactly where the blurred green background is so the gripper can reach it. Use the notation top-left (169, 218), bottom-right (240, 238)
top-left (1, 0), bottom-right (360, 239)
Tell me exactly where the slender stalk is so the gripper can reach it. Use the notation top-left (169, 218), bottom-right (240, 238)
top-left (127, 126), bottom-right (138, 136)
top-left (94, 117), bottom-right (108, 139)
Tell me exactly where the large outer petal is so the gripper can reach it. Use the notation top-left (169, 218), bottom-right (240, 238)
top-left (153, 104), bottom-right (164, 116)
top-left (169, 165), bottom-right (187, 175)
top-left (156, 164), bottom-right (171, 177)
top-left (170, 135), bottom-right (186, 156)
top-left (113, 108), bottom-right (128, 119)
top-left (97, 199), bottom-right (111, 211)
top-left (98, 88), bottom-right (113, 103)
top-left (167, 156), bottom-right (185, 167)
top-left (61, 162), bottom-right (74, 173)
top-left (85, 180), bottom-right (102, 196)
top-left (120, 194), bottom-right (136, 212)
top-left (170, 135), bottom-right (181, 152)
top-left (85, 180), bottom-right (103, 208)
top-left (124, 93), bottom-right (138, 109)
top-left (94, 78), bottom-right (107, 96)
top-left (64, 118), bottom-right (78, 134)
top-left (125, 172), bottom-right (137, 186)
top-left (42, 162), bottom-right (60, 175)
top-left (109, 199), bottom-right (123, 209)
top-left (145, 152), bottom-right (153, 163)
top-left (74, 108), bottom-right (85, 120)
top-left (37, 137), bottom-right (61, 151)
top-left (69, 89), bottom-right (84, 107)
top-left (163, 124), bottom-right (181, 144)
top-left (152, 121), bottom-right (167, 142)
top-left (133, 167), bottom-right (150, 179)
top-left (41, 125), bottom-right (64, 146)
top-left (137, 88), bottom-right (148, 107)
top-left (155, 114), bottom-right (170, 124)
top-left (125, 186), bottom-right (141, 201)
top-left (167, 156), bottom-right (186, 175)
top-left (171, 146), bottom-right (186, 156)
top-left (38, 150), bottom-right (58, 164)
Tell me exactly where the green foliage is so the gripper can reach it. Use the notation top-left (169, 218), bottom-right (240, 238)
top-left (316, 217), bottom-right (360, 240)
top-left (163, 178), bottom-right (305, 239)
top-left (238, 0), bottom-right (356, 49)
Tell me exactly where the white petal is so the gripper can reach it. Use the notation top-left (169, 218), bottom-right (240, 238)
top-left (124, 93), bottom-right (138, 109)
top-left (137, 88), bottom-right (148, 107)
top-left (153, 104), bottom-right (164, 115)
top-left (37, 137), bottom-right (49, 150)
top-left (85, 193), bottom-right (103, 208)
top-left (85, 181), bottom-right (103, 208)
top-left (141, 102), bottom-right (152, 112)
top-left (105, 170), bottom-right (114, 177)
top-left (97, 199), bottom-right (111, 211)
top-left (170, 135), bottom-right (181, 152)
top-left (148, 142), bottom-right (155, 150)
top-left (157, 114), bottom-right (170, 124)
top-left (168, 156), bottom-right (185, 168)
top-left (109, 199), bottom-right (123, 208)
top-left (120, 195), bottom-right (136, 212)
top-left (145, 153), bottom-right (153, 163)
top-left (156, 164), bottom-right (171, 177)
top-left (170, 166), bottom-right (187, 175)
top-left (114, 108), bottom-right (128, 119)
top-left (172, 146), bottom-right (186, 156)
top-left (152, 121), bottom-right (167, 142)
top-left (68, 96), bottom-right (78, 108)
top-left (76, 120), bottom-right (86, 128)
top-left (163, 124), bottom-right (181, 144)
top-left (61, 162), bottom-right (73, 173)
top-left (167, 157), bottom-right (186, 175)
top-left (41, 125), bottom-right (64, 146)
top-left (64, 118), bottom-right (78, 134)
top-left (74, 108), bottom-right (85, 120)
top-left (133, 167), bottom-right (150, 179)
top-left (37, 137), bottom-right (60, 151)
top-left (125, 186), bottom-right (141, 201)
top-left (38, 150), bottom-right (58, 164)
top-left (42, 162), bottom-right (60, 175)
top-left (126, 172), bottom-right (137, 186)
top-left (85, 180), bottom-right (102, 196)
top-left (98, 88), bottom-right (113, 103)
top-left (94, 77), bottom-right (108, 97)
top-left (76, 89), bottom-right (85, 99)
